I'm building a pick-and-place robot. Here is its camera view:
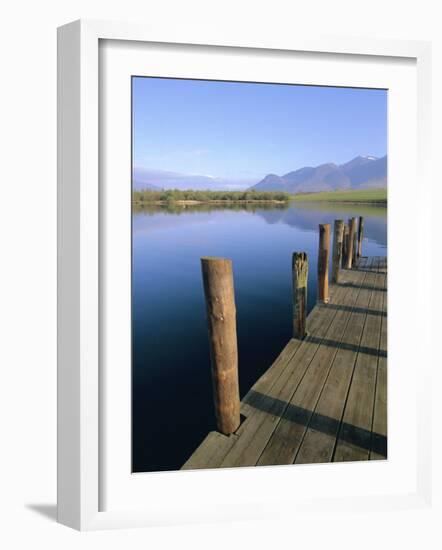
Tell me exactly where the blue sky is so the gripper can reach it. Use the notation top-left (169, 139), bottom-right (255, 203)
top-left (132, 77), bottom-right (387, 188)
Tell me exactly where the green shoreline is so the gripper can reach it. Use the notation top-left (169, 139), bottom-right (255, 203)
top-left (292, 188), bottom-right (387, 204)
top-left (132, 199), bottom-right (288, 205)
top-left (132, 188), bottom-right (387, 206)
top-left (295, 200), bottom-right (387, 205)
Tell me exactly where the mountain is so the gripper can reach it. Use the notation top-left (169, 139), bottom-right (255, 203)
top-left (251, 155), bottom-right (387, 193)
top-left (134, 182), bottom-right (163, 191)
top-left (340, 155), bottom-right (387, 188)
top-left (132, 167), bottom-right (254, 191)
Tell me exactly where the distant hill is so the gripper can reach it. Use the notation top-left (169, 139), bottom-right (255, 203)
top-left (133, 182), bottom-right (163, 191)
top-left (251, 155), bottom-right (387, 193)
top-left (132, 167), bottom-right (254, 191)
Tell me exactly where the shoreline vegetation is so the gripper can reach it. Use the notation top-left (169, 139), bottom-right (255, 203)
top-left (132, 187), bottom-right (387, 206)
top-left (132, 189), bottom-right (291, 205)
top-left (292, 188), bottom-right (387, 204)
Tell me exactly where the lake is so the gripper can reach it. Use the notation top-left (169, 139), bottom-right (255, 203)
top-left (132, 201), bottom-right (387, 472)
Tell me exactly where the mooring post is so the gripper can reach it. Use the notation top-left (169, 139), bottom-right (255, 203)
top-left (352, 224), bottom-right (358, 266)
top-left (292, 252), bottom-right (308, 339)
top-left (331, 220), bottom-right (344, 283)
top-left (201, 257), bottom-right (240, 435)
top-left (346, 217), bottom-right (357, 269)
top-left (357, 216), bottom-right (364, 258)
top-left (318, 224), bottom-right (330, 303)
top-left (342, 223), bottom-right (349, 268)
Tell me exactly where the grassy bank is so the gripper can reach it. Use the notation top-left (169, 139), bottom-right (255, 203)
top-left (292, 188), bottom-right (387, 204)
top-left (133, 189), bottom-right (291, 204)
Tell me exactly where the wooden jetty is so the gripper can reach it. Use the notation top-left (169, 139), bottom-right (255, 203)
top-left (182, 218), bottom-right (387, 470)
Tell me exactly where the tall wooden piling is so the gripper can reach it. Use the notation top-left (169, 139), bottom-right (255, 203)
top-left (318, 224), bottom-right (330, 303)
top-left (201, 257), bottom-right (240, 435)
top-left (352, 225), bottom-right (358, 266)
top-left (331, 220), bottom-right (344, 283)
top-left (346, 217), bottom-right (357, 269)
top-left (357, 216), bottom-right (364, 257)
top-left (292, 252), bottom-right (308, 339)
top-left (342, 223), bottom-right (349, 268)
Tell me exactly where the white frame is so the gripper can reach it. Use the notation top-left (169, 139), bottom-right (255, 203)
top-left (101, 39), bottom-right (419, 513)
top-left (57, 19), bottom-right (433, 531)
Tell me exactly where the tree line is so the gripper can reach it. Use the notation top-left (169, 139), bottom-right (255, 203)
top-left (132, 188), bottom-right (291, 203)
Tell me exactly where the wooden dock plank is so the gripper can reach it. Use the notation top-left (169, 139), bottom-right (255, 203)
top-left (294, 260), bottom-right (378, 464)
top-left (181, 256), bottom-right (387, 470)
top-left (219, 261), bottom-right (370, 468)
top-left (256, 261), bottom-right (373, 466)
top-left (240, 259), bottom-right (368, 418)
top-left (333, 258), bottom-right (386, 462)
top-left (181, 431), bottom-right (238, 470)
top-left (184, 272), bottom-right (362, 470)
top-left (370, 268), bottom-right (388, 460)
top-left (369, 357), bottom-right (387, 460)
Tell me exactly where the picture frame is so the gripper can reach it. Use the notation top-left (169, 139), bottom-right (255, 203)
top-left (57, 19), bottom-right (433, 531)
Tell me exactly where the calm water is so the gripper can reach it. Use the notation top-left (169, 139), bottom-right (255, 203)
top-left (132, 201), bottom-right (387, 472)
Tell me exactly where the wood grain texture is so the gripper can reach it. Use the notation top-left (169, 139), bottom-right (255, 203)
top-left (181, 431), bottom-right (238, 470)
top-left (292, 252), bottom-right (308, 339)
top-left (370, 265), bottom-right (387, 460)
top-left (295, 258), bottom-right (377, 464)
top-left (257, 262), bottom-right (370, 466)
top-left (342, 224), bottom-right (349, 268)
top-left (357, 216), bottom-right (364, 258)
top-left (317, 224), bottom-right (331, 303)
top-left (331, 220), bottom-right (344, 284)
top-left (346, 218), bottom-right (356, 269)
top-left (183, 256), bottom-right (387, 470)
top-left (201, 257), bottom-right (240, 435)
top-left (333, 260), bottom-right (385, 462)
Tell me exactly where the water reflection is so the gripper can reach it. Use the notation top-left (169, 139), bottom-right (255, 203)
top-left (133, 201), bottom-right (387, 247)
top-left (132, 200), bottom-right (387, 473)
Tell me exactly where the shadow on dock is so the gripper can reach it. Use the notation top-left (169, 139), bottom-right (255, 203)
top-left (337, 282), bottom-right (387, 292)
top-left (306, 335), bottom-right (387, 358)
top-left (243, 390), bottom-right (387, 458)
top-left (325, 303), bottom-right (386, 317)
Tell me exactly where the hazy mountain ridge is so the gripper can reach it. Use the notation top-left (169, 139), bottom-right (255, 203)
top-left (132, 167), bottom-right (255, 191)
top-left (251, 155), bottom-right (387, 193)
top-left (133, 155), bottom-right (387, 193)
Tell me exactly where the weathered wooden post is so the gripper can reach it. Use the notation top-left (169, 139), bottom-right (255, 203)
top-left (317, 224), bottom-right (330, 303)
top-left (352, 223), bottom-right (358, 266)
top-left (357, 216), bottom-right (364, 257)
top-left (346, 217), bottom-right (357, 269)
top-left (201, 257), bottom-right (240, 435)
top-left (342, 223), bottom-right (349, 268)
top-left (292, 252), bottom-right (308, 339)
top-left (331, 219), bottom-right (344, 283)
